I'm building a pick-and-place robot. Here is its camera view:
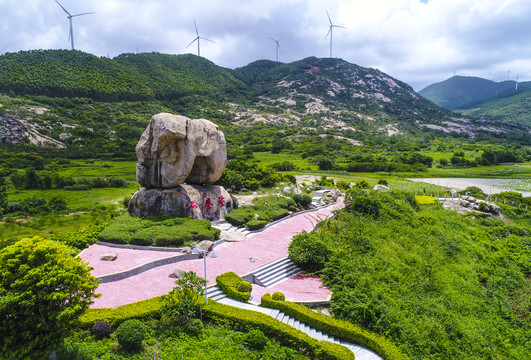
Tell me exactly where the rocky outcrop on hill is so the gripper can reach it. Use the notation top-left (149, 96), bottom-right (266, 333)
top-left (0, 112), bottom-right (64, 148)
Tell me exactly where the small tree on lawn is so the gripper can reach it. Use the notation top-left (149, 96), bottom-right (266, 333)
top-left (0, 236), bottom-right (99, 359)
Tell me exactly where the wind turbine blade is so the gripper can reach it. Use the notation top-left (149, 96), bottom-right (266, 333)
top-left (186, 37), bottom-right (199, 49)
top-left (194, 19), bottom-right (199, 36)
top-left (333, 25), bottom-right (346, 29)
top-left (326, 9), bottom-right (332, 25)
top-left (200, 37), bottom-right (215, 43)
top-left (55, 0), bottom-right (71, 16)
top-left (324, 28), bottom-right (331, 39)
top-left (71, 12), bottom-right (95, 17)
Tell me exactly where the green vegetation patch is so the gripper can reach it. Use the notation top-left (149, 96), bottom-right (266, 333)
top-left (97, 214), bottom-right (220, 247)
top-left (225, 195), bottom-right (298, 229)
top-left (301, 189), bottom-right (531, 360)
top-left (261, 293), bottom-right (408, 360)
top-left (414, 195), bottom-right (438, 205)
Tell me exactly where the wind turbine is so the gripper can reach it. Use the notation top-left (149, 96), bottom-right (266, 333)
top-left (324, 9), bottom-right (345, 58)
top-left (267, 37), bottom-right (281, 62)
top-left (515, 73), bottom-right (519, 91)
top-left (54, 0), bottom-right (94, 50)
top-left (186, 19), bottom-right (214, 57)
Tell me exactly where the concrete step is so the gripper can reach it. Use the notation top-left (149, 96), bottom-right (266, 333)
top-left (252, 257), bottom-right (302, 287)
top-left (206, 285), bottom-right (227, 301)
top-left (259, 264), bottom-right (302, 288)
top-left (252, 257), bottom-right (292, 277)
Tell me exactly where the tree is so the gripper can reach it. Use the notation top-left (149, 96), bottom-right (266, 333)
top-left (161, 271), bottom-right (206, 325)
top-left (0, 237), bottom-right (99, 359)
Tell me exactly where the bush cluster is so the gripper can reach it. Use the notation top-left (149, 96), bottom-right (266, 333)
top-left (97, 214), bottom-right (220, 247)
top-left (225, 195), bottom-right (297, 229)
top-left (5, 196), bottom-right (68, 215)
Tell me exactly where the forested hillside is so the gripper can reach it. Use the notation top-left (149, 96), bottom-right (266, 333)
top-left (457, 88), bottom-right (531, 127)
top-left (0, 50), bottom-right (154, 100)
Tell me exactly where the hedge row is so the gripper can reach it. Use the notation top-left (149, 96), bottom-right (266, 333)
top-left (260, 293), bottom-right (409, 360)
top-left (78, 296), bottom-right (164, 328)
top-left (203, 300), bottom-right (354, 360)
top-left (216, 272), bottom-right (252, 302)
top-left (77, 294), bottom-right (354, 360)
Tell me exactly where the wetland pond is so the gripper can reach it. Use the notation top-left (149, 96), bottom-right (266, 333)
top-left (407, 178), bottom-right (531, 197)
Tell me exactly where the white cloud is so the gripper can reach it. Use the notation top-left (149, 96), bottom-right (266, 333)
top-left (0, 0), bottom-right (530, 90)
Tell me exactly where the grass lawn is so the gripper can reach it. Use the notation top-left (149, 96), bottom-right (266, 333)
top-left (252, 152), bottom-right (318, 170)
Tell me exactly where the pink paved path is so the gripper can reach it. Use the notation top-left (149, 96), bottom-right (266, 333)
top-left (81, 200), bottom-right (343, 308)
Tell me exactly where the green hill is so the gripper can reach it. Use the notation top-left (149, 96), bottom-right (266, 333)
top-left (0, 50), bottom-right (155, 101)
top-left (0, 50), bottom-right (244, 101)
top-left (457, 87), bottom-right (531, 127)
top-left (417, 76), bottom-right (526, 110)
top-left (114, 52), bottom-right (244, 99)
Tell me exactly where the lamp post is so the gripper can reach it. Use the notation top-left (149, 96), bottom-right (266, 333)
top-left (192, 247), bottom-right (218, 304)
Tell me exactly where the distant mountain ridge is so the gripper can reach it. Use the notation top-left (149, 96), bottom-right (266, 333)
top-left (418, 75), bottom-right (531, 110)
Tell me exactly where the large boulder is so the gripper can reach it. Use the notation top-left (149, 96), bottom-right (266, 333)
top-left (128, 184), bottom-right (233, 220)
top-left (136, 113), bottom-right (227, 188)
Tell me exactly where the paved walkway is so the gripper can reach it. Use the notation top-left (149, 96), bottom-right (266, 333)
top-left (80, 200), bottom-right (343, 309)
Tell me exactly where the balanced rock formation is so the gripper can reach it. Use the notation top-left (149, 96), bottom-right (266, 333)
top-left (129, 113), bottom-right (232, 220)
top-left (136, 113), bottom-right (227, 188)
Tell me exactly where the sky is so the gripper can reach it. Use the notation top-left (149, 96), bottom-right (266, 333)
top-left (1, 0), bottom-right (530, 90)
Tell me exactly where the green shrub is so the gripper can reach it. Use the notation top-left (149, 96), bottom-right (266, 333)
top-left (336, 180), bottom-right (351, 190)
top-left (115, 319), bottom-right (146, 351)
top-left (91, 321), bottom-right (112, 339)
top-left (96, 214), bottom-right (218, 246)
top-left (377, 179), bottom-right (388, 186)
top-left (260, 294), bottom-right (408, 360)
top-left (78, 297), bottom-right (164, 328)
top-left (272, 292), bottom-right (285, 301)
top-left (464, 186), bottom-right (486, 198)
top-left (247, 219), bottom-right (268, 230)
top-left (348, 195), bottom-right (380, 218)
top-left (238, 281), bottom-right (253, 293)
top-left (225, 208), bottom-right (251, 227)
top-left (355, 180), bottom-right (370, 189)
top-left (184, 318), bottom-right (204, 336)
top-left (266, 207), bottom-right (290, 221)
top-left (216, 272), bottom-right (252, 302)
top-left (246, 329), bottom-right (268, 350)
top-left (288, 231), bottom-right (331, 272)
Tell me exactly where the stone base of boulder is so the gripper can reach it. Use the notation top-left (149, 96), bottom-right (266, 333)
top-left (128, 184), bottom-right (233, 220)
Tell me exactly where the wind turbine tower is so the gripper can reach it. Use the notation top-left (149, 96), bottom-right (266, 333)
top-left (267, 37), bottom-right (281, 62)
top-left (325, 9), bottom-right (345, 58)
top-left (186, 19), bottom-right (214, 57)
top-left (54, 0), bottom-right (95, 51)
top-left (516, 73), bottom-right (519, 91)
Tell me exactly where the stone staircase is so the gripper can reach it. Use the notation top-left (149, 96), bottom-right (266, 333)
top-left (251, 256), bottom-right (302, 288)
top-left (311, 190), bottom-right (329, 207)
top-left (205, 285), bottom-right (228, 302)
top-left (212, 220), bottom-right (252, 236)
top-left (217, 297), bottom-right (383, 360)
